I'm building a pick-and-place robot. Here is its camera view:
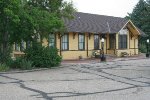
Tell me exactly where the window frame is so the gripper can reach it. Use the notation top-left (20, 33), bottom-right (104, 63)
top-left (119, 34), bottom-right (128, 49)
top-left (49, 33), bottom-right (56, 48)
top-left (61, 33), bottom-right (69, 51)
top-left (78, 33), bottom-right (85, 50)
top-left (109, 34), bottom-right (115, 49)
top-left (94, 34), bottom-right (100, 50)
top-left (15, 43), bottom-right (20, 51)
top-left (26, 41), bottom-right (31, 49)
top-left (20, 41), bottom-right (25, 51)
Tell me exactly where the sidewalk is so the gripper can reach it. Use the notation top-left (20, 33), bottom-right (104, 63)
top-left (62, 54), bottom-right (147, 64)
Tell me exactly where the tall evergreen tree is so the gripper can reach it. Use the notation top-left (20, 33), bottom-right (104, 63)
top-left (126, 0), bottom-right (150, 52)
top-left (145, 0), bottom-right (150, 37)
top-left (127, 0), bottom-right (147, 28)
top-left (126, 0), bottom-right (150, 37)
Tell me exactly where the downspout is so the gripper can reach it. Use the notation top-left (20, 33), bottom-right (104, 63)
top-left (106, 34), bottom-right (107, 54)
top-left (106, 22), bottom-right (110, 54)
top-left (134, 39), bottom-right (136, 55)
top-left (114, 33), bottom-right (116, 55)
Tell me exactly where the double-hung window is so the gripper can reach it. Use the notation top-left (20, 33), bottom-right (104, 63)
top-left (119, 29), bottom-right (128, 49)
top-left (26, 41), bottom-right (31, 49)
top-left (15, 43), bottom-right (20, 51)
top-left (119, 35), bottom-right (127, 49)
top-left (20, 41), bottom-right (25, 51)
top-left (94, 35), bottom-right (99, 50)
top-left (109, 34), bottom-right (115, 49)
top-left (49, 34), bottom-right (55, 47)
top-left (61, 34), bottom-right (69, 50)
top-left (78, 34), bottom-right (85, 50)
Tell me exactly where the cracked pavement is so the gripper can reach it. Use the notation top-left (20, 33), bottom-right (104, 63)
top-left (0, 58), bottom-right (150, 100)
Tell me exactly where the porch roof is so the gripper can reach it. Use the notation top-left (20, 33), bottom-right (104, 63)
top-left (63, 12), bottom-right (145, 36)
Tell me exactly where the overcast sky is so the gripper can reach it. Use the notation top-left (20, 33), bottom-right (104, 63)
top-left (65, 0), bottom-right (139, 17)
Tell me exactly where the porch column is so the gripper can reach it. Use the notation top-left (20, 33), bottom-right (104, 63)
top-left (86, 33), bottom-right (89, 57)
top-left (116, 33), bottom-right (119, 56)
top-left (106, 33), bottom-right (108, 54)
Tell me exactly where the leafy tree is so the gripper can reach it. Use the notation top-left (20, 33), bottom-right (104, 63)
top-left (0, 0), bottom-right (76, 63)
top-left (25, 0), bottom-right (76, 40)
top-left (0, 0), bottom-right (22, 63)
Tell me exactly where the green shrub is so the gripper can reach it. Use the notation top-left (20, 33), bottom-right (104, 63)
top-left (0, 63), bottom-right (10, 72)
top-left (0, 46), bottom-right (12, 64)
top-left (9, 57), bottom-right (23, 69)
top-left (139, 45), bottom-right (147, 53)
top-left (20, 59), bottom-right (33, 70)
top-left (25, 42), bottom-right (62, 68)
top-left (8, 57), bottom-right (33, 70)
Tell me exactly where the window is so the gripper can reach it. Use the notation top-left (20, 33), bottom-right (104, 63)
top-left (94, 35), bottom-right (99, 50)
top-left (78, 34), bottom-right (85, 50)
top-left (26, 41), bottom-right (31, 49)
top-left (119, 35), bottom-right (127, 49)
top-left (109, 34), bottom-right (115, 49)
top-left (15, 43), bottom-right (20, 51)
top-left (119, 29), bottom-right (128, 49)
top-left (37, 33), bottom-right (41, 42)
top-left (49, 34), bottom-right (55, 47)
top-left (20, 41), bottom-right (25, 51)
top-left (61, 34), bottom-right (69, 50)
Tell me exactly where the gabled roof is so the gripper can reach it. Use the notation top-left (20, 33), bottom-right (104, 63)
top-left (137, 28), bottom-right (147, 37)
top-left (63, 12), bottom-right (145, 36)
top-left (63, 12), bottom-right (128, 33)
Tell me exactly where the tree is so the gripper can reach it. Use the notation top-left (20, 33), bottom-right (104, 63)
top-left (0, 0), bottom-right (22, 63)
top-left (126, 0), bottom-right (150, 37)
top-left (126, 0), bottom-right (150, 53)
top-left (0, 0), bottom-right (76, 63)
top-left (145, 0), bottom-right (150, 37)
top-left (25, 0), bottom-right (76, 39)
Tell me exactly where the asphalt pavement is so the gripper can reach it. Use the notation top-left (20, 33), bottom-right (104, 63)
top-left (0, 58), bottom-right (150, 100)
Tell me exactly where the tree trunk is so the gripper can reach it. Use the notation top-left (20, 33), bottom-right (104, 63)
top-left (0, 31), bottom-right (10, 63)
top-left (0, 15), bottom-right (11, 63)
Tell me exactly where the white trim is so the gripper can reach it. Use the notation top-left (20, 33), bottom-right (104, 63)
top-left (118, 20), bottom-right (141, 35)
top-left (128, 20), bottom-right (141, 35)
top-left (119, 20), bottom-right (129, 33)
top-left (107, 22), bottom-right (111, 33)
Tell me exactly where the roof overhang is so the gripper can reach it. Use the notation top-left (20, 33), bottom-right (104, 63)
top-left (119, 20), bottom-right (141, 35)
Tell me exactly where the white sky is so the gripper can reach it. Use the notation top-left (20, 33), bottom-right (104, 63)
top-left (65, 0), bottom-right (139, 17)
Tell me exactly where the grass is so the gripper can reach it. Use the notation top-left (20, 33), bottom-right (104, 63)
top-left (0, 63), bottom-right (10, 72)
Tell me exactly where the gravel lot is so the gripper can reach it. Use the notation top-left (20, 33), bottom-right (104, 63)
top-left (0, 58), bottom-right (150, 100)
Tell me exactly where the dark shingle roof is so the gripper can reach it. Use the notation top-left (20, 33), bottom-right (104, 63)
top-left (137, 28), bottom-right (147, 37)
top-left (63, 12), bottom-right (128, 33)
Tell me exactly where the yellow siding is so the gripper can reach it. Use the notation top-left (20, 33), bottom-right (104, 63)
top-left (56, 34), bottom-right (60, 51)
top-left (88, 34), bottom-right (94, 50)
top-left (115, 29), bottom-right (139, 57)
top-left (12, 30), bottom-right (139, 59)
top-left (42, 38), bottom-right (48, 47)
top-left (60, 33), bottom-right (88, 59)
top-left (61, 51), bottom-right (87, 59)
top-left (69, 32), bottom-right (78, 50)
top-left (59, 33), bottom-right (104, 59)
top-left (107, 50), bottom-right (114, 55)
